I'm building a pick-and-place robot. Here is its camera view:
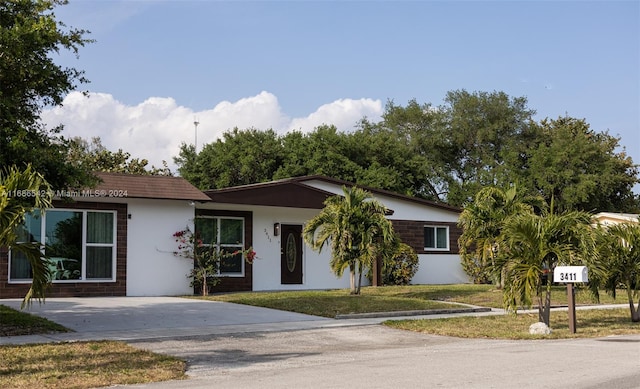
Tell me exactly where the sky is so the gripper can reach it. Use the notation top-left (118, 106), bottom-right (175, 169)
top-left (43, 0), bottom-right (639, 183)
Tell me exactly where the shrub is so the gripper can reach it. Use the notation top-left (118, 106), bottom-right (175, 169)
top-left (368, 243), bottom-right (420, 285)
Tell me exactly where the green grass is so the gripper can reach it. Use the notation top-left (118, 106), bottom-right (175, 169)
top-left (0, 340), bottom-right (186, 389)
top-left (0, 304), bottom-right (69, 336)
top-left (385, 308), bottom-right (639, 339)
top-left (202, 288), bottom-right (458, 317)
top-left (203, 284), bottom-right (639, 339)
top-left (203, 284), bottom-right (625, 317)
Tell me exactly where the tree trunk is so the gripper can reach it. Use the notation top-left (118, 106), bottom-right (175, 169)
top-left (202, 270), bottom-right (208, 296)
top-left (349, 263), bottom-right (356, 295)
top-left (372, 256), bottom-right (381, 287)
top-left (356, 261), bottom-right (363, 295)
top-left (627, 288), bottom-right (639, 322)
top-left (542, 284), bottom-right (552, 326)
top-left (539, 283), bottom-right (551, 326)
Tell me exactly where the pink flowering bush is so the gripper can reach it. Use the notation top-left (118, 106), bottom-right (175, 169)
top-left (173, 227), bottom-right (256, 296)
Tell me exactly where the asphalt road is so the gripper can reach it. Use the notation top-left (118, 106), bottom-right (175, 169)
top-left (125, 325), bottom-right (640, 389)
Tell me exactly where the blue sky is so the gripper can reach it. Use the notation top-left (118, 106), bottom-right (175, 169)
top-left (46, 0), bottom-right (639, 185)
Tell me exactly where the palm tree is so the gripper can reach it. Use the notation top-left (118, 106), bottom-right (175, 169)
top-left (303, 186), bottom-right (396, 295)
top-left (0, 165), bottom-right (53, 307)
top-left (595, 221), bottom-right (640, 322)
top-left (458, 185), bottom-right (541, 286)
top-left (499, 209), bottom-right (596, 326)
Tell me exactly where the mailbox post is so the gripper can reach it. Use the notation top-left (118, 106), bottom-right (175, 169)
top-left (553, 266), bottom-right (588, 334)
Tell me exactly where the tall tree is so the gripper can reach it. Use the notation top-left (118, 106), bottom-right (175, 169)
top-left (303, 186), bottom-right (396, 295)
top-left (68, 137), bottom-right (172, 176)
top-left (522, 117), bottom-right (638, 213)
top-left (439, 90), bottom-right (537, 206)
top-left (1, 0), bottom-right (94, 189)
top-left (364, 99), bottom-right (450, 201)
top-left (0, 165), bottom-right (53, 307)
top-left (176, 128), bottom-right (282, 189)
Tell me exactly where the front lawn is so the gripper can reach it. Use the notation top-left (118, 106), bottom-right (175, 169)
top-left (0, 304), bottom-right (68, 336)
top-left (0, 340), bottom-right (186, 389)
top-left (385, 308), bottom-right (639, 339)
top-left (203, 284), bottom-right (624, 317)
top-left (203, 288), bottom-right (458, 318)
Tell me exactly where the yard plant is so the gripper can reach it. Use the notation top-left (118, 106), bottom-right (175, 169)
top-left (303, 186), bottom-right (396, 295)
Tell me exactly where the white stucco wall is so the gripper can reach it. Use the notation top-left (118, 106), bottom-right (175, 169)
top-left (197, 203), bottom-right (352, 291)
top-left (252, 206), bottom-right (353, 291)
top-left (412, 254), bottom-right (469, 284)
top-left (125, 199), bottom-right (195, 296)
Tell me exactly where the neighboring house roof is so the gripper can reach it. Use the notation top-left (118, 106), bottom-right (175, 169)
top-left (593, 212), bottom-right (640, 225)
top-left (204, 175), bottom-right (461, 213)
top-left (91, 172), bottom-right (211, 201)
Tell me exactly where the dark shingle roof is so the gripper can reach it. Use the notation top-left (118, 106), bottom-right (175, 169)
top-left (93, 172), bottom-right (210, 201)
top-left (204, 175), bottom-right (460, 213)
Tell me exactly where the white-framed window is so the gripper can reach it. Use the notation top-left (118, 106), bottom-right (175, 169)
top-left (9, 209), bottom-right (117, 282)
top-left (195, 216), bottom-right (245, 276)
top-left (424, 225), bottom-right (449, 250)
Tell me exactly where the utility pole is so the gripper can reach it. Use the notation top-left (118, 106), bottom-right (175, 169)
top-left (194, 118), bottom-right (199, 154)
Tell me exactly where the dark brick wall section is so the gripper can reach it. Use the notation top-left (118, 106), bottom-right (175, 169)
top-left (196, 209), bottom-right (254, 292)
top-left (0, 201), bottom-right (128, 298)
top-left (391, 219), bottom-right (461, 255)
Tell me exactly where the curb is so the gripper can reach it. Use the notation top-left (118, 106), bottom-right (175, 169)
top-left (335, 307), bottom-right (492, 320)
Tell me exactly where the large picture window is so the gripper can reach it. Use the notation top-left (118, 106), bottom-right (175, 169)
top-left (424, 225), bottom-right (449, 250)
top-left (195, 216), bottom-right (245, 276)
top-left (9, 209), bottom-right (116, 282)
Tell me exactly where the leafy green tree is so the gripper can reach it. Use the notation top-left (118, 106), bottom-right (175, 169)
top-left (0, 165), bottom-right (53, 307)
top-left (303, 186), bottom-right (396, 294)
top-left (438, 90), bottom-right (537, 206)
top-left (458, 185), bottom-right (542, 285)
top-left (176, 128), bottom-right (282, 189)
top-left (1, 0), bottom-right (95, 189)
top-left (290, 125), bottom-right (362, 182)
top-left (68, 137), bottom-right (172, 176)
top-left (594, 221), bottom-right (640, 322)
top-left (362, 99), bottom-right (450, 201)
top-left (499, 209), bottom-right (596, 326)
top-left (368, 92), bottom-right (538, 206)
top-left (521, 117), bottom-right (639, 213)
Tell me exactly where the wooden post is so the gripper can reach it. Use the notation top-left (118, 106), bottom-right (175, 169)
top-left (372, 256), bottom-right (382, 287)
top-left (567, 283), bottom-right (576, 333)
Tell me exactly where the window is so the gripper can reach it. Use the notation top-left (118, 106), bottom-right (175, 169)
top-left (9, 209), bottom-right (116, 282)
top-left (424, 225), bottom-right (449, 250)
top-left (195, 217), bottom-right (245, 276)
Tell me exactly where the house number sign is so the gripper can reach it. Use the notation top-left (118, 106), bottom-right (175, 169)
top-left (553, 266), bottom-right (588, 283)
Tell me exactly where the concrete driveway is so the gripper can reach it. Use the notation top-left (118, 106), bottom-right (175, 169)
top-left (0, 296), bottom-right (340, 344)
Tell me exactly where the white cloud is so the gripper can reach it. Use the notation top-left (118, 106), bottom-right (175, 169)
top-left (287, 98), bottom-right (383, 133)
top-left (41, 91), bottom-right (383, 171)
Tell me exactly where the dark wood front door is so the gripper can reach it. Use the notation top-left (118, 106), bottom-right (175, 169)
top-left (280, 224), bottom-right (303, 284)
